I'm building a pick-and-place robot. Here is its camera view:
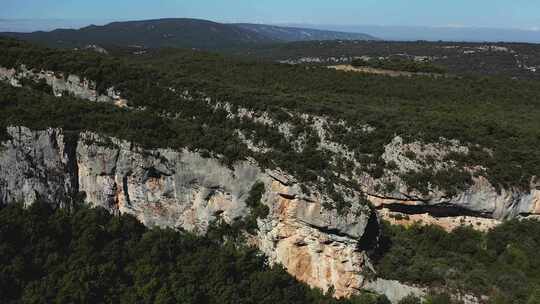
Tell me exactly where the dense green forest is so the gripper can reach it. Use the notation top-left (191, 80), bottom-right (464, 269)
top-left (0, 202), bottom-right (399, 304)
top-left (374, 221), bottom-right (540, 304)
top-left (1, 37), bottom-right (538, 196)
top-left (3, 201), bottom-right (540, 303)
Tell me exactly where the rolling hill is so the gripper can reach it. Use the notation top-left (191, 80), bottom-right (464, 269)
top-left (0, 18), bottom-right (376, 50)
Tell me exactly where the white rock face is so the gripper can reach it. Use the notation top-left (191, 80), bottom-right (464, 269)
top-left (0, 66), bottom-right (128, 107)
top-left (77, 132), bottom-right (260, 232)
top-left (0, 126), bottom-right (75, 208)
top-left (0, 126), bottom-right (375, 299)
top-left (364, 279), bottom-right (425, 303)
top-left (365, 136), bottom-right (540, 221)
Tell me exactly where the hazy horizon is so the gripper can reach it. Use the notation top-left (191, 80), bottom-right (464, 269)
top-left (3, 0), bottom-right (540, 29)
top-left (1, 17), bottom-right (540, 43)
top-left (1, 17), bottom-right (539, 31)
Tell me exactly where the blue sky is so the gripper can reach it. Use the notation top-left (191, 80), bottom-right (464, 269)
top-left (1, 0), bottom-right (539, 30)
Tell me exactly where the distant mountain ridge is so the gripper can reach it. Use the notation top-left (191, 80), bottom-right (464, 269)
top-left (233, 23), bottom-right (377, 42)
top-left (0, 18), bottom-right (376, 50)
top-left (283, 23), bottom-right (540, 43)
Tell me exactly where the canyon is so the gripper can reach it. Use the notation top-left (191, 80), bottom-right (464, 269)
top-left (1, 124), bottom-right (538, 302)
top-left (1, 64), bottom-right (539, 303)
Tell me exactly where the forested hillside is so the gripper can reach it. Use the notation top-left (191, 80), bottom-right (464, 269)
top-left (1, 19), bottom-right (273, 50)
top-left (1, 37), bottom-right (539, 199)
top-left (1, 37), bottom-right (540, 303)
top-left (2, 201), bottom-right (540, 303)
top-left (375, 221), bottom-right (540, 303)
top-left (0, 202), bottom-right (394, 304)
top-left (0, 18), bottom-right (375, 51)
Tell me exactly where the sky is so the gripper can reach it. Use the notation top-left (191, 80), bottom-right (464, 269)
top-left (1, 0), bottom-right (540, 31)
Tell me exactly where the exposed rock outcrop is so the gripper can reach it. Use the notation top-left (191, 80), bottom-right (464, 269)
top-left (77, 131), bottom-right (259, 233)
top-left (256, 180), bottom-right (372, 297)
top-left (1, 125), bottom-right (539, 303)
top-left (377, 208), bottom-right (501, 232)
top-left (0, 66), bottom-right (128, 107)
top-left (362, 136), bottom-right (540, 230)
top-left (0, 126), bottom-right (375, 299)
top-left (364, 279), bottom-right (425, 303)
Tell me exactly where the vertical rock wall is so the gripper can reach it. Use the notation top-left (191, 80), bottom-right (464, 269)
top-left (0, 126), bottom-right (374, 298)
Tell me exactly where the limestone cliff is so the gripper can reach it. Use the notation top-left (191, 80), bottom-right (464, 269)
top-left (0, 126), bottom-right (376, 299)
top-left (362, 136), bottom-right (540, 231)
top-left (0, 127), bottom-right (76, 208)
top-left (1, 124), bottom-right (538, 301)
top-left (6, 124), bottom-right (538, 302)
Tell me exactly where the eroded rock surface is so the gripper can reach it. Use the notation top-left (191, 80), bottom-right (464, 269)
top-left (77, 131), bottom-right (260, 232)
top-left (0, 66), bottom-right (128, 107)
top-left (1, 126), bottom-right (538, 302)
top-left (364, 279), bottom-right (425, 303)
top-left (363, 136), bottom-right (540, 228)
top-left (0, 126), bottom-right (75, 208)
top-left (256, 180), bottom-right (372, 297)
top-left (0, 126), bottom-right (374, 299)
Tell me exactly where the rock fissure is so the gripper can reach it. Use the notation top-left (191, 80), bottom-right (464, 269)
top-left (358, 212), bottom-right (380, 252)
top-left (122, 174), bottom-right (132, 206)
top-left (63, 132), bottom-right (80, 207)
top-left (300, 221), bottom-right (358, 240)
top-left (367, 192), bottom-right (428, 203)
top-left (376, 202), bottom-right (494, 219)
top-left (278, 192), bottom-right (296, 200)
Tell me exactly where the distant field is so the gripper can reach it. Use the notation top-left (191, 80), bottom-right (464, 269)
top-left (328, 64), bottom-right (444, 77)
